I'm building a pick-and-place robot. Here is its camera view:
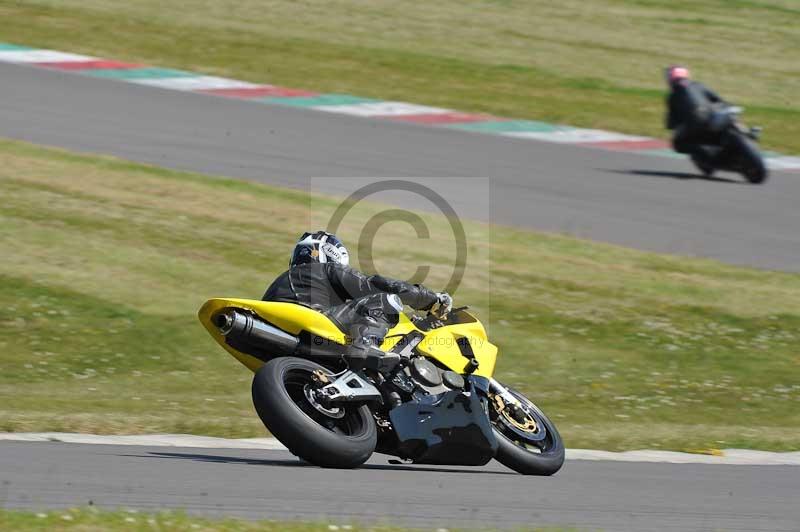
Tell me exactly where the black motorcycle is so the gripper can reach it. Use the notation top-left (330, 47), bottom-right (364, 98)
top-left (690, 105), bottom-right (767, 184)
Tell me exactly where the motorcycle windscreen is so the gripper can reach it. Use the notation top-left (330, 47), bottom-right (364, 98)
top-left (389, 389), bottom-right (498, 466)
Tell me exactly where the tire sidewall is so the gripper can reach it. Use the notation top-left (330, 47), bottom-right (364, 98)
top-left (492, 384), bottom-right (565, 476)
top-left (252, 357), bottom-right (377, 468)
top-left (732, 133), bottom-right (767, 183)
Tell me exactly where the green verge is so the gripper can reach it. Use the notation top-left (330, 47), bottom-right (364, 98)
top-left (0, 508), bottom-right (575, 532)
top-left (0, 1), bottom-right (799, 153)
top-left (1, 138), bottom-right (799, 451)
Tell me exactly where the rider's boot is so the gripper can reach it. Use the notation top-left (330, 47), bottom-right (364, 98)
top-left (346, 323), bottom-right (400, 373)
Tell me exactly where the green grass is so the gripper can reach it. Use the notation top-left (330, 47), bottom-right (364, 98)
top-left (1, 1), bottom-right (799, 153)
top-left (0, 508), bottom-right (575, 532)
top-left (1, 138), bottom-right (799, 451)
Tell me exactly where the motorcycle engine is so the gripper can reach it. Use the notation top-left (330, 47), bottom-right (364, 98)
top-left (391, 356), bottom-right (465, 398)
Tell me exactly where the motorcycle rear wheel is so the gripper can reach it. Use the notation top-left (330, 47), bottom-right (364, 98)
top-left (490, 383), bottom-right (565, 476)
top-left (252, 357), bottom-right (377, 468)
top-left (690, 153), bottom-right (715, 177)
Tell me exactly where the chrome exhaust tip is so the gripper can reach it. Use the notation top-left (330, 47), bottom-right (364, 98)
top-left (214, 311), bottom-right (236, 335)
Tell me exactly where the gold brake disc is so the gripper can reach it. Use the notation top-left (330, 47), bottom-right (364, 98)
top-left (492, 394), bottom-right (539, 433)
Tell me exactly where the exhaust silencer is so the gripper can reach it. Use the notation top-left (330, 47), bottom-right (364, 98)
top-left (214, 310), bottom-right (299, 355)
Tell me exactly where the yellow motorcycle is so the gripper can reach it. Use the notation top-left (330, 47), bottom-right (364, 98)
top-left (199, 297), bottom-right (564, 475)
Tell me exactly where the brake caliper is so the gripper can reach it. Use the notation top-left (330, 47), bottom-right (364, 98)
top-left (311, 369), bottom-right (330, 386)
top-left (492, 393), bottom-right (538, 433)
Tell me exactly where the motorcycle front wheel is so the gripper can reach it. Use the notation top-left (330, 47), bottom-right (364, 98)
top-left (732, 134), bottom-right (768, 184)
top-left (490, 383), bottom-right (565, 476)
top-left (741, 139), bottom-right (768, 185)
top-left (252, 357), bottom-right (377, 468)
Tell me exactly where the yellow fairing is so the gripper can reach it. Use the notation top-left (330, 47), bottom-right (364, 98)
top-left (199, 298), bottom-right (497, 378)
top-left (424, 320), bottom-right (497, 378)
top-left (198, 298), bottom-right (346, 372)
top-left (383, 311), bottom-right (498, 378)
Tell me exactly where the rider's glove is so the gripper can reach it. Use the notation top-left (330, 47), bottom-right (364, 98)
top-left (434, 292), bottom-right (453, 317)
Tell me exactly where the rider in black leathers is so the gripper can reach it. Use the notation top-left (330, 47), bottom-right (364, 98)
top-left (263, 231), bottom-right (450, 369)
top-left (665, 65), bottom-right (728, 171)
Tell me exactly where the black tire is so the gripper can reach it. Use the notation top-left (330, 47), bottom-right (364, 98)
top-left (490, 384), bottom-right (565, 476)
top-left (252, 357), bottom-right (377, 468)
top-left (690, 153), bottom-right (715, 177)
top-left (733, 134), bottom-right (768, 184)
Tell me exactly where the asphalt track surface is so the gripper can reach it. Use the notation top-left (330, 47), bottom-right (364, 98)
top-left (2, 442), bottom-right (799, 531)
top-left (1, 62), bottom-right (799, 271)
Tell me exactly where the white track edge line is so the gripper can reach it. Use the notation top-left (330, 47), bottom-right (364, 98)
top-left (1, 433), bottom-right (798, 465)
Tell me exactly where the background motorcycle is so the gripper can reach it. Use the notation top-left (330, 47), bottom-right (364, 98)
top-left (199, 297), bottom-right (565, 476)
top-left (690, 105), bottom-right (767, 184)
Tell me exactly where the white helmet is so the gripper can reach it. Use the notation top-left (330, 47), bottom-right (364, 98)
top-left (290, 231), bottom-right (350, 267)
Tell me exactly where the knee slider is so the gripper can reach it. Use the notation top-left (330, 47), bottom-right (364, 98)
top-left (386, 293), bottom-right (403, 312)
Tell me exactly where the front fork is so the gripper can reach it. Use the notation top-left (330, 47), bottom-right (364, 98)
top-left (489, 377), bottom-right (518, 405)
top-left (488, 378), bottom-right (539, 432)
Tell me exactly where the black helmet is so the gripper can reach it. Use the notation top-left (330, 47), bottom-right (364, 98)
top-left (290, 231), bottom-right (349, 268)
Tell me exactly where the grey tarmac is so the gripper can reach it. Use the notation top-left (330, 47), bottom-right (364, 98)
top-left (1, 442), bottom-right (799, 531)
top-left (1, 62), bottom-right (799, 270)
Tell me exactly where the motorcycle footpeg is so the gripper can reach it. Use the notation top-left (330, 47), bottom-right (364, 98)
top-left (345, 343), bottom-right (400, 373)
top-left (364, 349), bottom-right (401, 373)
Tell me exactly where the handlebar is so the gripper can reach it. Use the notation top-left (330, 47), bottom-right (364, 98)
top-left (714, 103), bottom-right (743, 115)
top-left (434, 299), bottom-right (453, 318)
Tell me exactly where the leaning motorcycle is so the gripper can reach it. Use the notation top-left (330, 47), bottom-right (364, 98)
top-left (689, 105), bottom-right (768, 184)
top-left (198, 297), bottom-right (565, 475)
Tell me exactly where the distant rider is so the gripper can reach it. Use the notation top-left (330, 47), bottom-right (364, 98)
top-left (665, 65), bottom-right (728, 173)
top-left (262, 231), bottom-right (452, 369)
